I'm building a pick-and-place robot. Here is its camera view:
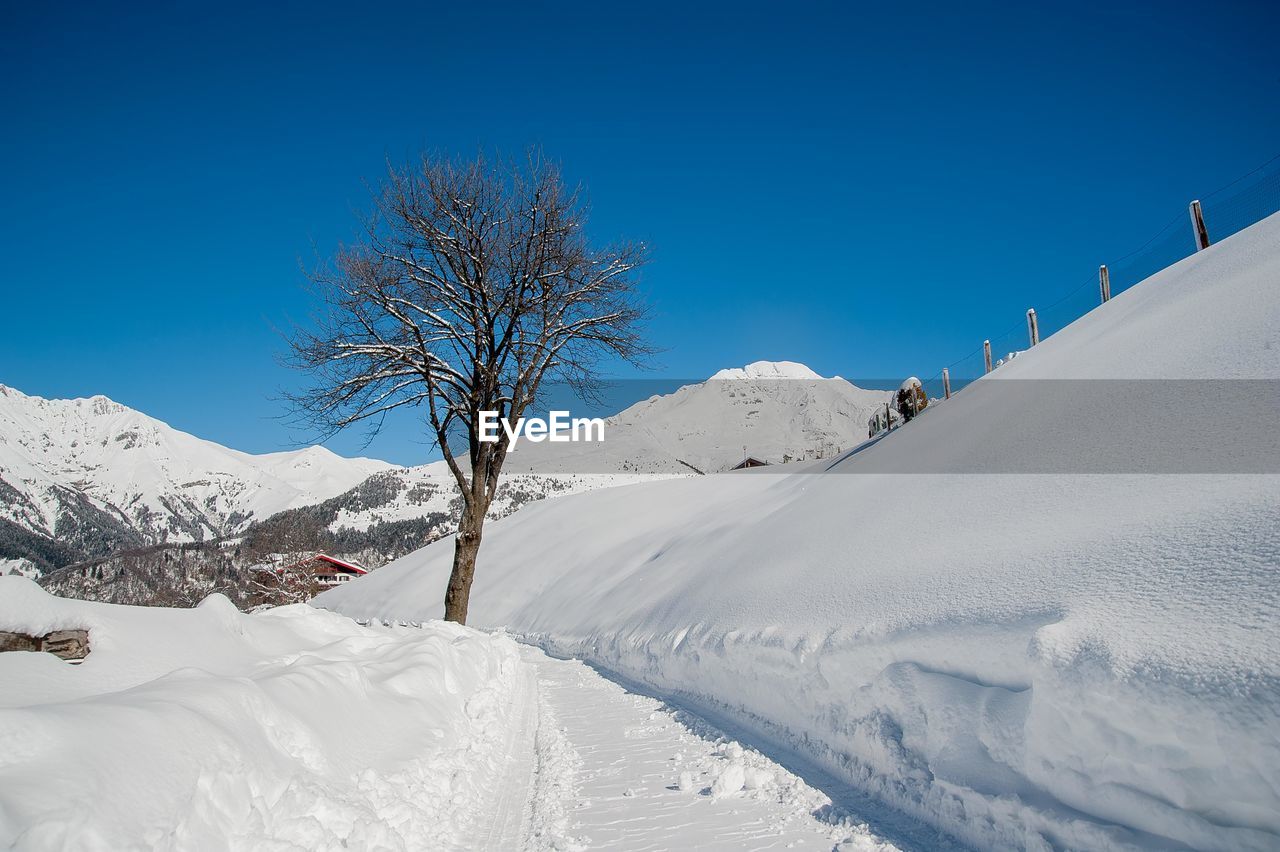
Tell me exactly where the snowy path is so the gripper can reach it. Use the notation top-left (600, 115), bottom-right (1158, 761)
top-left (488, 644), bottom-right (904, 851)
top-left (473, 663), bottom-right (540, 850)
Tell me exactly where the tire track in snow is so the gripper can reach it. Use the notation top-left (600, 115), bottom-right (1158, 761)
top-left (522, 644), bottom-right (901, 851)
top-left (474, 662), bottom-right (539, 851)
top-left (553, 654), bottom-right (970, 852)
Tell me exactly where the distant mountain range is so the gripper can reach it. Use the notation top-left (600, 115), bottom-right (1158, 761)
top-left (0, 384), bottom-right (388, 573)
top-left (1, 363), bottom-right (889, 602)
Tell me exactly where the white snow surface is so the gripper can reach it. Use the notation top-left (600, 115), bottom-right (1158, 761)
top-left (327, 460), bottom-right (673, 534)
top-left (0, 386), bottom-right (391, 541)
top-left (319, 213), bottom-right (1280, 850)
top-left (0, 576), bottom-right (910, 850)
top-left (521, 645), bottom-right (908, 851)
top-left (709, 360), bottom-right (824, 381)
top-left (0, 577), bottom-right (530, 850)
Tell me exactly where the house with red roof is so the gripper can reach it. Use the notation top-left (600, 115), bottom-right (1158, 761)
top-left (279, 553), bottom-right (369, 587)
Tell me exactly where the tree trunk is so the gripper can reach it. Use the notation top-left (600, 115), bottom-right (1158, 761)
top-left (443, 502), bottom-right (484, 624)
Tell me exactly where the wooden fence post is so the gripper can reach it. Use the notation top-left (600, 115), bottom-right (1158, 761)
top-left (1027, 308), bottom-right (1040, 346)
top-left (942, 368), bottom-right (951, 399)
top-left (1099, 264), bottom-right (1111, 303)
top-left (1189, 200), bottom-right (1210, 250)
top-left (983, 340), bottom-right (992, 374)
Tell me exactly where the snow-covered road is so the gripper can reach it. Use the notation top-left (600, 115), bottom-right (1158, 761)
top-left (476, 643), bottom-right (914, 851)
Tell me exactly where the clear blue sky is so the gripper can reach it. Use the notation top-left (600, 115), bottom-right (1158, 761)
top-left (2, 0), bottom-right (1277, 465)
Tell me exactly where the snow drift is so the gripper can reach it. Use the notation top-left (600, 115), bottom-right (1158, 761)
top-left (0, 577), bottom-right (525, 850)
top-left (320, 212), bottom-right (1280, 850)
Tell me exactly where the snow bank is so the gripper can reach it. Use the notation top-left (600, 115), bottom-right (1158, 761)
top-left (321, 212), bottom-right (1280, 851)
top-left (0, 577), bottom-right (524, 850)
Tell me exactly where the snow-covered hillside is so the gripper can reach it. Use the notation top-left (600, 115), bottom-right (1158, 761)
top-left (0, 557), bottom-right (38, 579)
top-left (324, 463), bottom-right (669, 533)
top-left (506, 361), bottom-right (891, 474)
top-left (16, 361), bottom-right (867, 605)
top-left (0, 386), bottom-right (390, 569)
top-left (1, 362), bottom-right (874, 581)
top-left (319, 214), bottom-right (1280, 851)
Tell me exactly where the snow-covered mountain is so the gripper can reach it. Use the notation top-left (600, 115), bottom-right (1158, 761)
top-left (506, 360), bottom-right (892, 474)
top-left (8, 362), bottom-right (874, 596)
top-left (254, 362), bottom-right (883, 544)
top-left (304, 362), bottom-right (886, 539)
top-left (0, 385), bottom-right (391, 571)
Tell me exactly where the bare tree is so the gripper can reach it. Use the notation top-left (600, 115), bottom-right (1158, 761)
top-left (249, 562), bottom-right (321, 608)
top-left (289, 150), bottom-right (650, 623)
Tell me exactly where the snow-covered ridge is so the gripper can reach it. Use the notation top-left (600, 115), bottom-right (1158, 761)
top-left (708, 360), bottom-right (824, 381)
top-left (0, 384), bottom-right (392, 560)
top-left (321, 213), bottom-right (1280, 850)
top-left (0, 557), bottom-right (39, 579)
top-left (506, 362), bottom-right (891, 474)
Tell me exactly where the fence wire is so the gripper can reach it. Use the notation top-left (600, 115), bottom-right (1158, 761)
top-left (933, 152), bottom-right (1280, 384)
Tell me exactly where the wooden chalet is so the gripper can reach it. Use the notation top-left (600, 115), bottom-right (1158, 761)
top-left (731, 456), bottom-right (770, 470)
top-left (281, 553), bottom-right (369, 586)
